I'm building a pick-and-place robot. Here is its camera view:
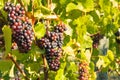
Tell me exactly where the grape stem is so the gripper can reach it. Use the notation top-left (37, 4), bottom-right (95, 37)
top-left (7, 53), bottom-right (29, 80)
top-left (42, 54), bottom-right (48, 80)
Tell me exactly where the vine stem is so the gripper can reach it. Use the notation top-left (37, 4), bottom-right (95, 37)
top-left (7, 53), bottom-right (29, 80)
top-left (42, 54), bottom-right (48, 80)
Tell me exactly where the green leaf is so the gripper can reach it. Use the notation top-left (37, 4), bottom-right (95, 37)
top-left (26, 62), bottom-right (40, 72)
top-left (96, 56), bottom-right (110, 69)
top-left (23, 0), bottom-right (30, 5)
top-left (79, 0), bottom-right (94, 12)
top-left (89, 62), bottom-right (95, 72)
top-left (34, 22), bottom-right (46, 39)
top-left (28, 0), bottom-right (32, 11)
top-left (59, 0), bottom-right (66, 5)
top-left (0, 60), bottom-right (12, 72)
top-left (12, 50), bottom-right (30, 61)
top-left (66, 0), bottom-right (94, 12)
top-left (65, 62), bottom-right (78, 80)
top-left (2, 25), bottom-right (12, 56)
top-left (67, 9), bottom-right (82, 19)
top-left (90, 10), bottom-right (100, 23)
top-left (63, 35), bottom-right (70, 46)
top-left (76, 50), bottom-right (87, 60)
top-left (67, 62), bottom-right (78, 72)
top-left (55, 69), bottom-right (66, 80)
top-left (107, 50), bottom-right (114, 61)
top-left (66, 3), bottom-right (78, 12)
top-left (99, 0), bottom-right (111, 14)
top-left (41, 6), bottom-right (51, 14)
top-left (0, 9), bottom-right (8, 22)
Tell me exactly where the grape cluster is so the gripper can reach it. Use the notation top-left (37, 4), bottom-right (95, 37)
top-left (115, 28), bottom-right (120, 44)
top-left (4, 2), bottom-right (34, 53)
top-left (37, 23), bottom-right (66, 71)
top-left (91, 33), bottom-right (103, 48)
top-left (78, 61), bottom-right (89, 80)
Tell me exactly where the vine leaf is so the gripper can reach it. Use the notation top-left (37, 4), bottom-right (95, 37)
top-left (96, 56), bottom-right (110, 69)
top-left (66, 3), bottom-right (78, 12)
top-left (2, 25), bottom-right (12, 56)
top-left (99, 0), bottom-right (111, 14)
top-left (0, 60), bottom-right (12, 72)
top-left (96, 56), bottom-right (104, 69)
top-left (107, 50), bottom-right (114, 61)
top-left (66, 0), bottom-right (94, 13)
top-left (34, 22), bottom-right (46, 39)
top-left (55, 69), bottom-right (66, 80)
top-left (90, 10), bottom-right (100, 23)
top-left (79, 0), bottom-right (94, 12)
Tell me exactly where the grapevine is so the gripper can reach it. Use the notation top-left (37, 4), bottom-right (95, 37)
top-left (0, 0), bottom-right (119, 80)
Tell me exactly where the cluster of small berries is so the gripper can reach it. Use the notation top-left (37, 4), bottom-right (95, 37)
top-left (37, 23), bottom-right (66, 71)
top-left (4, 2), bottom-right (34, 53)
top-left (78, 61), bottom-right (89, 80)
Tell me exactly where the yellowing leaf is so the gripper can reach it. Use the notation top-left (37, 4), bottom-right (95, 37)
top-left (96, 57), bottom-right (104, 69)
top-left (85, 49), bottom-right (91, 62)
top-left (55, 69), bottom-right (66, 80)
top-left (34, 22), bottom-right (46, 39)
top-left (9, 64), bottom-right (15, 77)
top-left (63, 46), bottom-right (74, 56)
top-left (107, 50), bottom-right (114, 61)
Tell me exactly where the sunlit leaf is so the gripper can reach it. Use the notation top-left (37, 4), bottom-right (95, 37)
top-left (78, 0), bottom-right (94, 12)
top-left (96, 56), bottom-right (104, 69)
top-left (107, 50), bottom-right (114, 61)
top-left (99, 0), bottom-right (111, 14)
top-left (55, 69), bottom-right (66, 80)
top-left (96, 56), bottom-right (110, 69)
top-left (2, 25), bottom-right (12, 56)
top-left (64, 24), bottom-right (73, 36)
top-left (66, 3), bottom-right (78, 12)
top-left (67, 62), bottom-right (78, 72)
top-left (34, 22), bottom-right (46, 39)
